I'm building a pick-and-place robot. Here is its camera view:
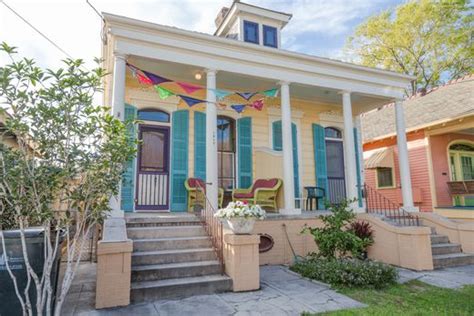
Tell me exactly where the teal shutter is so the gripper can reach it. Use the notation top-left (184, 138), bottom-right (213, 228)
top-left (292, 124), bottom-right (300, 198)
top-left (170, 110), bottom-right (189, 211)
top-left (121, 104), bottom-right (137, 212)
top-left (312, 124), bottom-right (328, 209)
top-left (272, 121), bottom-right (299, 198)
top-left (354, 127), bottom-right (363, 207)
top-left (194, 112), bottom-right (206, 180)
top-left (237, 117), bottom-right (253, 188)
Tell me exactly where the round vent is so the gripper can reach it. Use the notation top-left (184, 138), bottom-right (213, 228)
top-left (259, 233), bottom-right (274, 253)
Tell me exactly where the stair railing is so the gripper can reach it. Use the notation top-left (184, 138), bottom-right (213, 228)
top-left (363, 183), bottom-right (420, 226)
top-left (195, 181), bottom-right (225, 274)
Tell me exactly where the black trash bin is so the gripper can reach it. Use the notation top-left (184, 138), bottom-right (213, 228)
top-left (0, 227), bottom-right (62, 315)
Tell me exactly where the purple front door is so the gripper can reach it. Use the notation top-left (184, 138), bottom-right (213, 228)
top-left (136, 125), bottom-right (170, 211)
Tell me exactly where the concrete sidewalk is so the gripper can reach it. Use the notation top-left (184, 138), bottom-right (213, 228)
top-left (397, 265), bottom-right (474, 289)
top-left (63, 264), bottom-right (364, 315)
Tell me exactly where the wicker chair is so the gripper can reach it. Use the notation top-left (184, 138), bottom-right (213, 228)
top-left (185, 178), bottom-right (224, 211)
top-left (232, 178), bottom-right (282, 211)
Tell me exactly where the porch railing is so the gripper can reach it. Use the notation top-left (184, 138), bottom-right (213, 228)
top-left (195, 182), bottom-right (225, 274)
top-left (363, 183), bottom-right (419, 226)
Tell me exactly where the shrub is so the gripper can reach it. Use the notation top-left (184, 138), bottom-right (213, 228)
top-left (291, 257), bottom-right (397, 289)
top-left (349, 220), bottom-right (374, 252)
top-left (303, 199), bottom-right (366, 259)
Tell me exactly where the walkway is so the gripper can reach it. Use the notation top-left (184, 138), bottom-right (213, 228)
top-left (397, 265), bottom-right (474, 289)
top-left (63, 264), bottom-right (363, 315)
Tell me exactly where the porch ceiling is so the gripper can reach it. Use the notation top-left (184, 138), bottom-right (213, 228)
top-left (128, 56), bottom-right (391, 115)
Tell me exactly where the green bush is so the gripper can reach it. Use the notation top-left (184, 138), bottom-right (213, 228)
top-left (303, 199), bottom-right (372, 259)
top-left (291, 257), bottom-right (397, 289)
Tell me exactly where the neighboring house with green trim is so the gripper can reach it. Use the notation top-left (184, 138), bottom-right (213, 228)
top-left (102, 1), bottom-right (414, 215)
top-left (362, 75), bottom-right (474, 220)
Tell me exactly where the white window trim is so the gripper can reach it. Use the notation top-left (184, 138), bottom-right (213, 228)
top-left (375, 167), bottom-right (396, 190)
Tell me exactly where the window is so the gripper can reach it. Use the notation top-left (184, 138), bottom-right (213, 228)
top-left (263, 25), bottom-right (277, 48)
top-left (138, 109), bottom-right (170, 122)
top-left (376, 168), bottom-right (394, 188)
top-left (325, 127), bottom-right (342, 139)
top-left (217, 116), bottom-right (236, 190)
top-left (243, 21), bottom-right (259, 44)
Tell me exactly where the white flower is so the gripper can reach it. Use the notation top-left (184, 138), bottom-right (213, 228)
top-left (214, 201), bottom-right (266, 220)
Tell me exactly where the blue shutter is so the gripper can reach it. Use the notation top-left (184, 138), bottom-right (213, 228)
top-left (272, 121), bottom-right (299, 198)
top-left (237, 117), bottom-right (253, 188)
top-left (121, 104), bottom-right (137, 212)
top-left (272, 121), bottom-right (282, 151)
top-left (170, 110), bottom-right (189, 211)
top-left (194, 112), bottom-right (206, 180)
top-left (354, 127), bottom-right (363, 207)
top-left (292, 124), bottom-right (300, 198)
top-left (312, 124), bottom-right (328, 209)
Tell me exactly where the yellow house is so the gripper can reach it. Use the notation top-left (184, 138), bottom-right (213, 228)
top-left (102, 2), bottom-right (415, 215)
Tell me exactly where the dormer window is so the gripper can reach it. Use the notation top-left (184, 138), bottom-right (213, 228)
top-left (243, 21), bottom-right (259, 44)
top-left (263, 25), bottom-right (278, 48)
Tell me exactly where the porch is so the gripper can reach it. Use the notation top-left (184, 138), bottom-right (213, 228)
top-left (103, 13), bottom-right (416, 216)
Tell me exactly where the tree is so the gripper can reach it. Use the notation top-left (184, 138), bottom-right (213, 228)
top-left (346, 0), bottom-right (473, 96)
top-left (0, 42), bottom-right (136, 316)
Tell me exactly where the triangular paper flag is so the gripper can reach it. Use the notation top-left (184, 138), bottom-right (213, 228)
top-left (176, 81), bottom-right (203, 94)
top-left (137, 73), bottom-right (153, 85)
top-left (214, 89), bottom-right (233, 100)
top-left (251, 99), bottom-right (264, 111)
top-left (155, 86), bottom-right (175, 100)
top-left (142, 70), bottom-right (171, 85)
top-left (236, 92), bottom-right (257, 101)
top-left (262, 88), bottom-right (279, 97)
top-left (231, 104), bottom-right (246, 113)
top-left (180, 95), bottom-right (204, 107)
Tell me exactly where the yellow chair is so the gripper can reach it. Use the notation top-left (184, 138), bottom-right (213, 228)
top-left (185, 178), bottom-right (224, 211)
top-left (232, 178), bottom-right (282, 211)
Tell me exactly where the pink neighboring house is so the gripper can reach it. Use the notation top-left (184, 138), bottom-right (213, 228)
top-left (361, 75), bottom-right (474, 219)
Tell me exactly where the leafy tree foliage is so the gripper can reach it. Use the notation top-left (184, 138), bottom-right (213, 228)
top-left (346, 0), bottom-right (473, 96)
top-left (0, 42), bottom-right (136, 316)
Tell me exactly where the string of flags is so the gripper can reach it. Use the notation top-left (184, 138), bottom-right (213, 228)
top-left (127, 63), bottom-right (279, 113)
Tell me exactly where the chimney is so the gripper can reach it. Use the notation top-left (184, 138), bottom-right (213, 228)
top-left (215, 7), bottom-right (230, 28)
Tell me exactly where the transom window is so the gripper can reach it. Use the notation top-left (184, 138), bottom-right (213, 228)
top-left (217, 116), bottom-right (236, 190)
top-left (243, 21), bottom-right (259, 44)
top-left (137, 109), bottom-right (170, 122)
top-left (263, 25), bottom-right (277, 48)
top-left (325, 127), bottom-right (342, 139)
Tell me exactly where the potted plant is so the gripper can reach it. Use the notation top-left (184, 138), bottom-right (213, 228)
top-left (214, 201), bottom-right (266, 234)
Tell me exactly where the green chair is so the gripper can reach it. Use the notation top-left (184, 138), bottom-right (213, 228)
top-left (185, 178), bottom-right (224, 212)
top-left (232, 178), bottom-right (282, 211)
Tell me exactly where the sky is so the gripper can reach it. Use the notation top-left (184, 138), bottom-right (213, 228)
top-left (1, 0), bottom-right (404, 71)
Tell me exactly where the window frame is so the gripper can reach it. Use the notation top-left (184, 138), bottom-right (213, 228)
top-left (137, 109), bottom-right (170, 123)
top-left (263, 25), bottom-right (278, 48)
top-left (375, 167), bottom-right (395, 189)
top-left (243, 20), bottom-right (259, 44)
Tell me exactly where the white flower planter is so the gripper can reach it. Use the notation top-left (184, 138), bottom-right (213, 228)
top-left (226, 218), bottom-right (256, 235)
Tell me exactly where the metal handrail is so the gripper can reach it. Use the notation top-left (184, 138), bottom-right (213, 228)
top-left (195, 181), bottom-right (225, 274)
top-left (363, 183), bottom-right (419, 226)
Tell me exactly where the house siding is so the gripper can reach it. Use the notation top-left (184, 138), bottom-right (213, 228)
top-left (364, 131), bottom-right (433, 212)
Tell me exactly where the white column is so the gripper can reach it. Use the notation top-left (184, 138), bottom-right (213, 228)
top-left (341, 91), bottom-right (359, 209)
top-left (279, 82), bottom-right (298, 214)
top-left (109, 52), bottom-right (127, 216)
top-left (395, 99), bottom-right (416, 211)
top-left (111, 53), bottom-right (127, 120)
top-left (206, 69), bottom-right (219, 210)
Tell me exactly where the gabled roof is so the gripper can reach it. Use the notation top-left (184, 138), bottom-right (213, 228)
top-left (361, 75), bottom-right (474, 142)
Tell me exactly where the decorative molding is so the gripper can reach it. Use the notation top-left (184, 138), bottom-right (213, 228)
top-left (319, 110), bottom-right (343, 125)
top-left (267, 106), bottom-right (304, 119)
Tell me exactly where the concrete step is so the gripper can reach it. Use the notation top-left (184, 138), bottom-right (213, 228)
top-left (431, 243), bottom-right (462, 255)
top-left (131, 260), bottom-right (221, 282)
top-left (131, 274), bottom-right (232, 303)
top-left (133, 236), bottom-right (212, 252)
top-left (127, 226), bottom-right (207, 239)
top-left (132, 248), bottom-right (216, 266)
top-left (430, 234), bottom-right (450, 245)
top-left (433, 253), bottom-right (474, 269)
top-left (126, 216), bottom-right (202, 228)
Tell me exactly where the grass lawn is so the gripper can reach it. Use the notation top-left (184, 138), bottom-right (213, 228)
top-left (306, 280), bottom-right (474, 316)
